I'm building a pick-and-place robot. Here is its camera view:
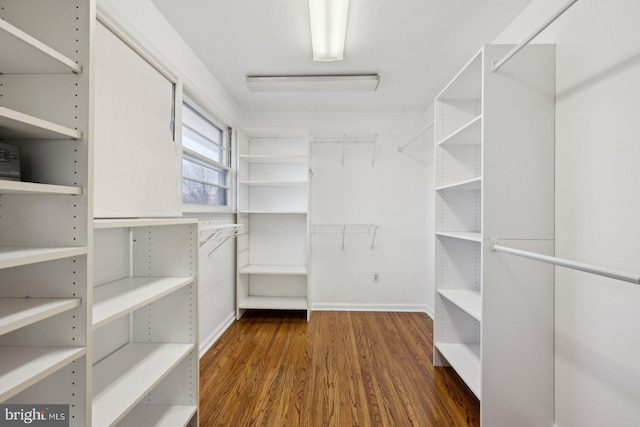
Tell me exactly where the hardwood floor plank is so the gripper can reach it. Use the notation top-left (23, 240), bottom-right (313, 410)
top-left (200, 311), bottom-right (479, 426)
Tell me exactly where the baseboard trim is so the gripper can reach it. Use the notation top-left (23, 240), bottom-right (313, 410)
top-left (199, 312), bottom-right (236, 358)
top-left (311, 302), bottom-right (430, 313)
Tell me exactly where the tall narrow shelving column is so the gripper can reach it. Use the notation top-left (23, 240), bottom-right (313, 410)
top-left (434, 44), bottom-right (555, 426)
top-left (236, 129), bottom-right (311, 320)
top-left (0, 1), bottom-right (92, 425)
top-left (92, 219), bottom-right (199, 427)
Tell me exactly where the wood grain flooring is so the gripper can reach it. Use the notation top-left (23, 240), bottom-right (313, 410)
top-left (199, 311), bottom-right (479, 426)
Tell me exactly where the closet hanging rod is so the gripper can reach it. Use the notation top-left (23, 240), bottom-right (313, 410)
top-left (491, 241), bottom-right (640, 285)
top-left (398, 121), bottom-right (434, 152)
top-left (311, 134), bottom-right (377, 166)
top-left (492, 0), bottom-right (580, 72)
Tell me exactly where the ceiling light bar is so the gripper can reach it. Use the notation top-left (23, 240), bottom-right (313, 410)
top-left (308, 0), bottom-right (350, 61)
top-left (246, 75), bottom-right (380, 92)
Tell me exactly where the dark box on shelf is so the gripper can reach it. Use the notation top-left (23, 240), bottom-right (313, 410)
top-left (0, 142), bottom-right (21, 181)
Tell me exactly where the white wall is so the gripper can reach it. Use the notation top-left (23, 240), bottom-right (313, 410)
top-left (190, 215), bottom-right (238, 356)
top-left (244, 111), bottom-right (430, 312)
top-left (495, 1), bottom-right (640, 426)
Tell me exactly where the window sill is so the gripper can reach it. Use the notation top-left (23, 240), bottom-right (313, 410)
top-left (182, 204), bottom-right (234, 214)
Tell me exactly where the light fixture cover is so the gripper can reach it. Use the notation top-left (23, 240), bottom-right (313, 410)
top-left (308, 0), bottom-right (350, 61)
top-left (246, 75), bottom-right (380, 92)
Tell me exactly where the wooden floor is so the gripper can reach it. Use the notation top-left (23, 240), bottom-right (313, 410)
top-left (199, 311), bottom-right (479, 426)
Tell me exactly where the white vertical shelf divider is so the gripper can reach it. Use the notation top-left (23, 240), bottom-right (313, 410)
top-left (237, 128), bottom-right (311, 320)
top-left (433, 44), bottom-right (555, 426)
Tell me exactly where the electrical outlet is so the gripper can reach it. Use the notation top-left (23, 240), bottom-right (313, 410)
top-left (372, 272), bottom-right (380, 282)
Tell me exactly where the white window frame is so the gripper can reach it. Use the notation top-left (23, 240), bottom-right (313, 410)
top-left (180, 98), bottom-right (233, 213)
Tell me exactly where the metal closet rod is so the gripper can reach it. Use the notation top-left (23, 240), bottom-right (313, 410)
top-left (491, 241), bottom-right (640, 285)
top-left (492, 0), bottom-right (580, 72)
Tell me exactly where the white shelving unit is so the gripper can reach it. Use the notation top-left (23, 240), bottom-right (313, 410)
top-left (237, 128), bottom-right (311, 320)
top-left (92, 219), bottom-right (199, 427)
top-left (433, 44), bottom-right (555, 426)
top-left (0, 1), bottom-right (92, 424)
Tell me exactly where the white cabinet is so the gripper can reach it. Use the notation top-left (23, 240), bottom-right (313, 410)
top-left (433, 45), bottom-right (555, 426)
top-left (0, 1), bottom-right (92, 424)
top-left (237, 129), bottom-right (311, 319)
top-left (92, 219), bottom-right (199, 427)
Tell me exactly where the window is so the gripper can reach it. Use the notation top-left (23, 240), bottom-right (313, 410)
top-left (181, 102), bottom-right (231, 208)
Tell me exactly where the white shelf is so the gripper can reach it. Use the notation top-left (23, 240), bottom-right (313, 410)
top-left (0, 106), bottom-right (83, 140)
top-left (239, 296), bottom-right (308, 311)
top-left (0, 298), bottom-right (81, 336)
top-left (438, 289), bottom-right (482, 322)
top-left (238, 210), bottom-right (307, 215)
top-left (239, 154), bottom-right (308, 164)
top-left (117, 404), bottom-right (197, 427)
top-left (93, 277), bottom-right (195, 329)
top-left (438, 115), bottom-right (482, 146)
top-left (435, 232), bottom-right (482, 242)
top-left (0, 18), bottom-right (82, 74)
top-left (94, 218), bottom-right (197, 229)
top-left (434, 343), bottom-right (481, 398)
top-left (239, 180), bottom-right (308, 187)
top-left (436, 177), bottom-right (482, 192)
top-left (0, 346), bottom-right (86, 402)
top-left (92, 342), bottom-right (194, 427)
top-left (0, 180), bottom-right (83, 196)
top-left (239, 265), bottom-right (307, 275)
top-left (0, 247), bottom-right (87, 270)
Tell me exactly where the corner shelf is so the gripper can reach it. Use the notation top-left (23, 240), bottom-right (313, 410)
top-left (0, 18), bottom-right (82, 74)
top-left (92, 343), bottom-right (194, 427)
top-left (0, 346), bottom-right (86, 402)
top-left (93, 277), bottom-right (194, 329)
top-left (0, 297), bottom-right (81, 336)
top-left (0, 106), bottom-right (83, 140)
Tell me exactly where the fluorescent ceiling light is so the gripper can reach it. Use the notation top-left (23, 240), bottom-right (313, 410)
top-left (246, 75), bottom-right (380, 92)
top-left (308, 0), bottom-right (349, 61)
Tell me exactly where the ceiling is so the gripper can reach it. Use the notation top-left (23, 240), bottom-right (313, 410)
top-left (150, 0), bottom-right (532, 113)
